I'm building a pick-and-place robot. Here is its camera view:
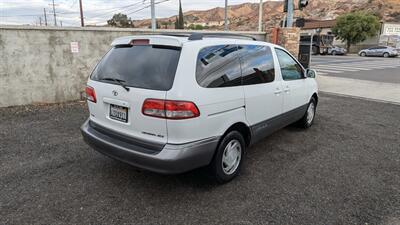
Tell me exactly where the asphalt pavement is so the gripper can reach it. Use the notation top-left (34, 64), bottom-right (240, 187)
top-left (311, 55), bottom-right (400, 84)
top-left (1, 94), bottom-right (400, 225)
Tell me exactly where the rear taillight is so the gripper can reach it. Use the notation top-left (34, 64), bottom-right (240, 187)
top-left (85, 86), bottom-right (96, 103)
top-left (129, 39), bottom-right (149, 45)
top-left (142, 99), bottom-right (200, 119)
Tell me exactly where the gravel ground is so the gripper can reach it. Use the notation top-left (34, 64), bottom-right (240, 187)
top-left (1, 94), bottom-right (400, 225)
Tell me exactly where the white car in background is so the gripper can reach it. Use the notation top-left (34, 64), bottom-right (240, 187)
top-left (81, 34), bottom-right (319, 183)
top-left (359, 46), bottom-right (399, 57)
top-left (328, 46), bottom-right (347, 55)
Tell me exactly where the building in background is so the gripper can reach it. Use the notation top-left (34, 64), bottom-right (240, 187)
top-left (298, 19), bottom-right (400, 52)
top-left (379, 22), bottom-right (400, 48)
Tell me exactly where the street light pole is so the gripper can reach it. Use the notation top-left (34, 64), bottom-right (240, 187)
top-left (52, 0), bottom-right (57, 26)
top-left (309, 32), bottom-right (314, 67)
top-left (258, 0), bottom-right (263, 32)
top-left (43, 8), bottom-right (47, 26)
top-left (224, 0), bottom-right (228, 31)
top-left (287, 0), bottom-right (293, 28)
top-left (151, 0), bottom-right (156, 30)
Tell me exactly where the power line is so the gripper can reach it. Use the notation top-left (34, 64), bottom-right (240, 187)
top-left (0, 14), bottom-right (43, 17)
top-left (124, 0), bottom-right (169, 16)
top-left (89, 0), bottom-right (145, 18)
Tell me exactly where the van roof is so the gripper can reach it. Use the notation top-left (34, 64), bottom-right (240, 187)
top-left (111, 33), bottom-right (260, 47)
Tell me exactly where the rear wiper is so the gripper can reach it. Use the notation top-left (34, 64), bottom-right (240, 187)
top-left (100, 77), bottom-right (130, 92)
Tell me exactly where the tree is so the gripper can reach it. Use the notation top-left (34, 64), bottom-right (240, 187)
top-left (107, 13), bottom-right (134, 28)
top-left (332, 12), bottom-right (380, 51)
top-left (187, 24), bottom-right (205, 30)
top-left (175, 0), bottom-right (184, 29)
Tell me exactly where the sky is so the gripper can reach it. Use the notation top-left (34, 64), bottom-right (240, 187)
top-left (0, 0), bottom-right (279, 27)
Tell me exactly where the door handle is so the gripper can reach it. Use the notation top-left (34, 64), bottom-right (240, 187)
top-left (274, 89), bottom-right (282, 95)
top-left (283, 88), bottom-right (290, 93)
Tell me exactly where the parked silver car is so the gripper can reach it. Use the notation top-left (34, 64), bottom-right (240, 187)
top-left (358, 46), bottom-right (399, 57)
top-left (328, 46), bottom-right (347, 55)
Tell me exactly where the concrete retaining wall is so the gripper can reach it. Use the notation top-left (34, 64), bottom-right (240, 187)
top-left (0, 26), bottom-right (266, 107)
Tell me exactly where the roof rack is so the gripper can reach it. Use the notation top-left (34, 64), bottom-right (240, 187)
top-left (150, 32), bottom-right (257, 41)
top-left (188, 33), bottom-right (257, 41)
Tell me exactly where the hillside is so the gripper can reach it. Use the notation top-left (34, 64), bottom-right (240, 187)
top-left (132, 0), bottom-right (400, 30)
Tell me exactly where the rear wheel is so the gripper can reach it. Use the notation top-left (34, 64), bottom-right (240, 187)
top-left (360, 52), bottom-right (366, 57)
top-left (383, 52), bottom-right (390, 58)
top-left (208, 131), bottom-right (245, 183)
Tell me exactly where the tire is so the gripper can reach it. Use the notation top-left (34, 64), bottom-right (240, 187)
top-left (332, 50), bottom-right (337, 56)
top-left (360, 52), bottom-right (366, 57)
top-left (208, 131), bottom-right (245, 183)
top-left (383, 52), bottom-right (389, 58)
top-left (297, 97), bottom-right (317, 129)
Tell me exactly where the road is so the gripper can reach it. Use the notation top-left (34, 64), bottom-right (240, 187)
top-left (311, 55), bottom-right (400, 104)
top-left (1, 94), bottom-right (400, 225)
top-left (311, 55), bottom-right (400, 84)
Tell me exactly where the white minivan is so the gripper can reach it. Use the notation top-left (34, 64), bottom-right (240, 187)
top-left (81, 33), bottom-right (318, 183)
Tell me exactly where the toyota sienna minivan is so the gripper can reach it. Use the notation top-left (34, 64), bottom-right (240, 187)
top-left (81, 34), bottom-right (319, 183)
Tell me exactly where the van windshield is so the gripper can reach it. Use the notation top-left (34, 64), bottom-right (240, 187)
top-left (91, 45), bottom-right (181, 91)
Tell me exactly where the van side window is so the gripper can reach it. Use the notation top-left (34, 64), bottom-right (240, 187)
top-left (275, 48), bottom-right (304, 80)
top-left (196, 45), bottom-right (242, 88)
top-left (239, 45), bottom-right (275, 85)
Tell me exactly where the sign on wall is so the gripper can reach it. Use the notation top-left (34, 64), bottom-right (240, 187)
top-left (70, 42), bottom-right (79, 53)
top-left (383, 23), bottom-right (400, 35)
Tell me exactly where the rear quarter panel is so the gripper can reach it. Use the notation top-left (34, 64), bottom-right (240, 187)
top-left (166, 39), bottom-right (248, 144)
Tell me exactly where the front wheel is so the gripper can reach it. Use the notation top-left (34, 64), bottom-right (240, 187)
top-left (383, 52), bottom-right (390, 58)
top-left (297, 97), bottom-right (317, 128)
top-left (360, 52), bottom-right (366, 57)
top-left (208, 131), bottom-right (245, 183)
top-left (331, 50), bottom-right (337, 56)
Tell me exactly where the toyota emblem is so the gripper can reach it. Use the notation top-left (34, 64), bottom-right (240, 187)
top-left (112, 90), bottom-right (118, 96)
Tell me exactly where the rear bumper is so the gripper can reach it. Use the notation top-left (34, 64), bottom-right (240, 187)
top-left (80, 119), bottom-right (219, 174)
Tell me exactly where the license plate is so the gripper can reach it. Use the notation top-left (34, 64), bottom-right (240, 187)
top-left (109, 104), bottom-right (128, 123)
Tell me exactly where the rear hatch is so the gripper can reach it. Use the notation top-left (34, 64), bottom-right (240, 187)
top-left (86, 40), bottom-right (181, 146)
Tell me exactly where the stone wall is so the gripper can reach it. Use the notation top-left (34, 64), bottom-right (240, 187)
top-left (266, 27), bottom-right (300, 57)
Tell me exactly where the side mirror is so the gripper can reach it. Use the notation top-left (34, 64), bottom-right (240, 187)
top-left (306, 68), bottom-right (317, 78)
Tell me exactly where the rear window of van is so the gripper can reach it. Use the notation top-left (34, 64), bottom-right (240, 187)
top-left (91, 45), bottom-right (181, 91)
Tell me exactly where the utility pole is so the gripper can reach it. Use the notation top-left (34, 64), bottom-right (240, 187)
top-left (43, 8), bottom-right (47, 26)
top-left (224, 0), bottom-right (228, 31)
top-left (49, 0), bottom-right (57, 26)
top-left (258, 0), bottom-right (263, 32)
top-left (79, 0), bottom-right (84, 27)
top-left (287, 0), bottom-right (293, 28)
top-left (150, 0), bottom-right (156, 30)
top-left (39, 17), bottom-right (42, 26)
top-left (60, 21), bottom-right (63, 27)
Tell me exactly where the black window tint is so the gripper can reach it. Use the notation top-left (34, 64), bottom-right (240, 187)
top-left (91, 45), bottom-right (181, 91)
top-left (275, 48), bottom-right (303, 80)
top-left (196, 45), bottom-right (241, 88)
top-left (239, 45), bottom-right (275, 85)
